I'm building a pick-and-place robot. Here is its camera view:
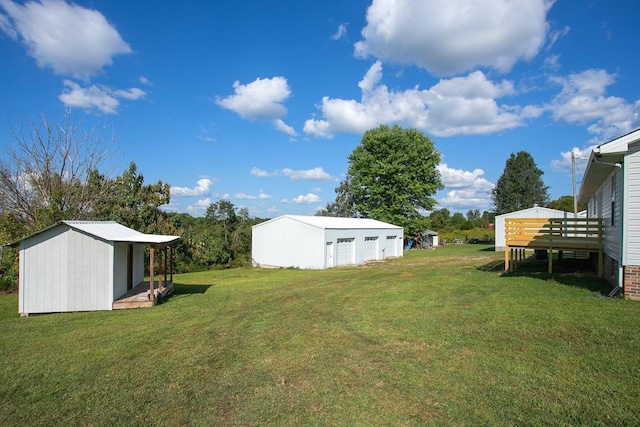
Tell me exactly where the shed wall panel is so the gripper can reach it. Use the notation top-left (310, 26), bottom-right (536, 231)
top-left (132, 244), bottom-right (145, 285)
top-left (252, 217), bottom-right (325, 269)
top-left (113, 242), bottom-right (128, 300)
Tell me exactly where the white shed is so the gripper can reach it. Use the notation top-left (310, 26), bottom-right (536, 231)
top-left (252, 215), bottom-right (404, 269)
top-left (9, 221), bottom-right (180, 315)
top-left (495, 206), bottom-right (570, 251)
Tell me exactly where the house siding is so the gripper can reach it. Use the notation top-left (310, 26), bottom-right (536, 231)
top-left (625, 145), bottom-right (640, 265)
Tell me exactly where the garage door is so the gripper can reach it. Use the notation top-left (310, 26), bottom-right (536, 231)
top-left (384, 236), bottom-right (397, 258)
top-left (336, 238), bottom-right (355, 266)
top-left (363, 236), bottom-right (378, 261)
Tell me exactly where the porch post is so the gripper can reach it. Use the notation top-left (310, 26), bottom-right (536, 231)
top-left (170, 245), bottom-right (174, 282)
top-left (158, 246), bottom-right (164, 293)
top-left (149, 245), bottom-right (155, 300)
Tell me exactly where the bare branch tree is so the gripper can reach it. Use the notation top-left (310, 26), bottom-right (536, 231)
top-left (0, 110), bottom-right (121, 231)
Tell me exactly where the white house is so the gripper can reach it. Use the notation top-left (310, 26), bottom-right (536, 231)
top-left (8, 221), bottom-right (180, 315)
top-left (495, 206), bottom-right (570, 251)
top-left (252, 215), bottom-right (404, 269)
top-left (578, 128), bottom-right (640, 299)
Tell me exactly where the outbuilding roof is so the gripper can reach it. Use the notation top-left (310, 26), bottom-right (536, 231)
top-left (7, 220), bottom-right (180, 247)
top-left (255, 215), bottom-right (403, 230)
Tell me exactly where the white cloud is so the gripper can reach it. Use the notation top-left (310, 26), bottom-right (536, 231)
top-left (216, 76), bottom-right (291, 120)
top-left (304, 62), bottom-right (529, 138)
top-left (58, 80), bottom-right (145, 114)
top-left (282, 167), bottom-right (331, 181)
top-left (185, 198), bottom-right (212, 215)
top-left (273, 119), bottom-right (297, 137)
top-left (170, 178), bottom-right (214, 197)
top-left (251, 166), bottom-right (332, 181)
top-left (550, 146), bottom-right (595, 174)
top-left (234, 193), bottom-right (256, 200)
top-left (139, 76), bottom-right (151, 85)
top-left (436, 163), bottom-right (494, 210)
top-left (547, 69), bottom-right (640, 141)
top-left (250, 167), bottom-right (271, 178)
top-left (331, 23), bottom-right (347, 41)
top-left (354, 0), bottom-right (553, 76)
top-left (0, 0), bottom-right (132, 79)
top-left (291, 193), bottom-right (321, 204)
top-left (259, 192), bottom-right (272, 199)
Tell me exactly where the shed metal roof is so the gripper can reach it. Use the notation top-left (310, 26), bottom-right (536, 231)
top-left (255, 215), bottom-right (403, 230)
top-left (7, 220), bottom-right (180, 246)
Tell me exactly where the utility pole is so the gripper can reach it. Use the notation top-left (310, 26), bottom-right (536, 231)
top-left (572, 151), bottom-right (577, 217)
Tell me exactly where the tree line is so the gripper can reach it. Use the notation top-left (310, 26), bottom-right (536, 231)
top-left (0, 114), bottom-right (576, 290)
top-left (0, 113), bottom-right (263, 290)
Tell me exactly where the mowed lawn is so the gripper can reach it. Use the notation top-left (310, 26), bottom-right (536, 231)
top-left (1, 245), bottom-right (639, 426)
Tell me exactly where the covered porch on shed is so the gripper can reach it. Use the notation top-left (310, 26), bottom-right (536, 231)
top-left (504, 217), bottom-right (604, 276)
top-left (113, 243), bottom-right (176, 310)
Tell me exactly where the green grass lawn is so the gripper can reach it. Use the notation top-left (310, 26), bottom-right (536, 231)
top-left (1, 244), bottom-right (639, 426)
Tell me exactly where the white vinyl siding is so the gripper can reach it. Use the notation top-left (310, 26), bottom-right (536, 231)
top-left (625, 145), bottom-right (640, 264)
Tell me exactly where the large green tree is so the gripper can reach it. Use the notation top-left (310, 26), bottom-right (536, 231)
top-left (316, 176), bottom-right (357, 218)
top-left (491, 151), bottom-right (549, 215)
top-left (346, 125), bottom-right (443, 230)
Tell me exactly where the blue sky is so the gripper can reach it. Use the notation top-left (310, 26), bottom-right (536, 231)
top-left (1, 0), bottom-right (639, 218)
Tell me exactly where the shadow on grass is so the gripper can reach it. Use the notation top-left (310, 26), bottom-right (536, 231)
top-left (477, 257), bottom-right (612, 294)
top-left (172, 283), bottom-right (212, 295)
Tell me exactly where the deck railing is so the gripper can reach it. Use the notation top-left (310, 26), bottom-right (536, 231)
top-left (504, 217), bottom-right (603, 276)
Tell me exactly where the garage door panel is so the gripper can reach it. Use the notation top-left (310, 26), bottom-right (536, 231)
top-left (336, 238), bottom-right (354, 266)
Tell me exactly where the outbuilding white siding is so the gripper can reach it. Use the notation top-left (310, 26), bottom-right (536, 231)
top-left (11, 221), bottom-right (179, 315)
top-left (495, 207), bottom-right (570, 251)
top-left (252, 215), bottom-right (404, 269)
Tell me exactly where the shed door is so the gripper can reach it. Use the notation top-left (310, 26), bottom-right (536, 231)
top-left (363, 237), bottom-right (378, 261)
top-left (325, 242), bottom-right (334, 268)
top-left (384, 236), bottom-right (397, 258)
top-left (336, 238), bottom-right (355, 266)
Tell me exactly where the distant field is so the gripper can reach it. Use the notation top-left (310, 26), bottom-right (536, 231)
top-left (1, 244), bottom-right (639, 426)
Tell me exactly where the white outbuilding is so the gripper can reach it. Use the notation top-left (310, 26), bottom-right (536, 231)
top-left (8, 221), bottom-right (180, 315)
top-left (494, 206), bottom-right (570, 251)
top-left (252, 215), bottom-right (404, 269)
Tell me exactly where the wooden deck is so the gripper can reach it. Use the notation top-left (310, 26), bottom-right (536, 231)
top-left (112, 280), bottom-right (174, 310)
top-left (504, 217), bottom-right (603, 276)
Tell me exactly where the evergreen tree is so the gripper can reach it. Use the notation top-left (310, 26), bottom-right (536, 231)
top-left (491, 151), bottom-right (549, 214)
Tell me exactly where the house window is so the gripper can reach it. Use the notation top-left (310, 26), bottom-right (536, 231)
top-left (611, 175), bottom-right (616, 227)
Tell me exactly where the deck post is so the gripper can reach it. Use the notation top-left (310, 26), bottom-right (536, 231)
top-left (149, 245), bottom-right (155, 300)
top-left (548, 248), bottom-right (553, 274)
top-left (505, 245), bottom-right (510, 272)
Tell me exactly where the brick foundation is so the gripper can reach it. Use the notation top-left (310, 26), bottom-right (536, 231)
top-left (624, 265), bottom-right (640, 301)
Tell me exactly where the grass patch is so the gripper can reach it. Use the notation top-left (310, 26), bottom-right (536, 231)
top-left (1, 244), bottom-right (639, 425)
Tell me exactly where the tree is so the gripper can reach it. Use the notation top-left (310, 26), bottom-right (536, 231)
top-left (316, 176), bottom-right (357, 217)
top-left (347, 125), bottom-right (443, 230)
top-left (546, 195), bottom-right (586, 213)
top-left (491, 151), bottom-right (549, 215)
top-left (0, 111), bottom-right (119, 233)
top-left (429, 208), bottom-right (451, 230)
top-left (94, 162), bottom-right (171, 233)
